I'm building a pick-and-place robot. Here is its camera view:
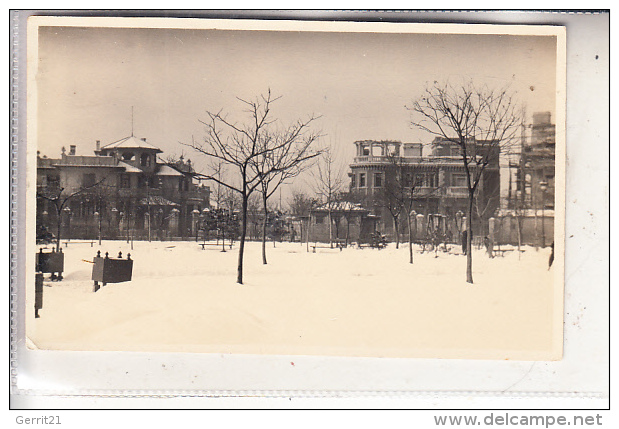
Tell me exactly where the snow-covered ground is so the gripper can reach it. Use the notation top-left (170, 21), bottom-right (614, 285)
top-left (27, 240), bottom-right (558, 359)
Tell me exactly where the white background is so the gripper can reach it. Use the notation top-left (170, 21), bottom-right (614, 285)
top-left (5, 5), bottom-right (613, 426)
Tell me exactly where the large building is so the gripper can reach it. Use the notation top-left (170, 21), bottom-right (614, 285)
top-left (348, 138), bottom-right (500, 239)
top-left (510, 111), bottom-right (556, 212)
top-left (36, 136), bottom-right (210, 241)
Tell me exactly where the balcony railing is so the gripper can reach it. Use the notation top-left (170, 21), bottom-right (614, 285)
top-left (415, 187), bottom-right (439, 196)
top-left (353, 155), bottom-right (472, 165)
top-left (353, 155), bottom-right (421, 164)
top-left (445, 187), bottom-right (469, 197)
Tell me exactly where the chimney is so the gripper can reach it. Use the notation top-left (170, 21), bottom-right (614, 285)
top-left (69, 145), bottom-right (76, 156)
top-left (96, 140), bottom-right (101, 151)
top-left (141, 137), bottom-right (146, 142)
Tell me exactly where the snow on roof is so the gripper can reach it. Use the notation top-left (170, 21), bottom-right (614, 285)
top-left (155, 164), bottom-right (184, 177)
top-left (497, 209), bottom-right (555, 218)
top-left (313, 201), bottom-right (368, 212)
top-left (100, 136), bottom-right (163, 153)
top-left (138, 196), bottom-right (179, 207)
top-left (117, 160), bottom-right (143, 173)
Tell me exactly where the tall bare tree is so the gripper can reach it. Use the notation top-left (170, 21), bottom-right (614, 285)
top-left (408, 80), bottom-right (520, 283)
top-left (309, 145), bottom-right (346, 248)
top-left (187, 90), bottom-right (320, 284)
top-left (250, 116), bottom-right (321, 264)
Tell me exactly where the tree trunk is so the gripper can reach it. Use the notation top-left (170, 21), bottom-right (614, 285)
top-left (221, 216), bottom-right (226, 252)
top-left (56, 213), bottom-right (62, 252)
top-left (306, 214), bottom-right (311, 252)
top-left (466, 193), bottom-right (474, 284)
top-left (237, 191), bottom-right (248, 284)
top-left (328, 209), bottom-right (333, 248)
top-left (407, 213), bottom-right (414, 264)
top-left (345, 213), bottom-right (350, 247)
top-left (261, 192), bottom-right (268, 265)
top-left (516, 215), bottom-right (522, 260)
top-left (393, 215), bottom-right (400, 249)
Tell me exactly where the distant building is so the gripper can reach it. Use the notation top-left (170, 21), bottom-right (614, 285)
top-left (501, 111), bottom-right (556, 248)
top-left (306, 201), bottom-right (379, 244)
top-left (348, 138), bottom-right (500, 239)
top-left (36, 136), bottom-right (210, 240)
top-left (517, 111), bottom-right (556, 211)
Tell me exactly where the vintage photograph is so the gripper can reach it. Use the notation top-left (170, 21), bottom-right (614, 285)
top-left (26, 17), bottom-right (565, 360)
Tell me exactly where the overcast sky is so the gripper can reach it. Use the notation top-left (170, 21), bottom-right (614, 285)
top-left (36, 23), bottom-right (558, 198)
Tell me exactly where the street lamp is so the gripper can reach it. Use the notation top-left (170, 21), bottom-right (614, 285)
top-left (94, 211), bottom-right (101, 245)
top-left (192, 209), bottom-right (200, 242)
top-left (145, 211), bottom-right (151, 242)
top-left (41, 210), bottom-right (49, 236)
top-left (62, 206), bottom-right (72, 237)
top-left (110, 207), bottom-right (118, 240)
top-left (539, 181), bottom-right (548, 248)
top-left (157, 208), bottom-right (164, 241)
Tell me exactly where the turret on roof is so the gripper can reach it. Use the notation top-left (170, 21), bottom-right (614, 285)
top-left (99, 136), bottom-right (163, 153)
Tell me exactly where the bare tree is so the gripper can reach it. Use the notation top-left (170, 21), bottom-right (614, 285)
top-left (375, 155), bottom-right (408, 250)
top-left (408, 80), bottom-right (520, 283)
top-left (90, 182), bottom-right (117, 245)
top-left (375, 155), bottom-right (428, 262)
top-left (288, 189), bottom-right (317, 245)
top-left (187, 90), bottom-right (320, 284)
top-left (309, 145), bottom-right (346, 248)
top-left (250, 118), bottom-right (321, 264)
top-left (288, 189), bottom-right (314, 217)
top-left (37, 178), bottom-right (106, 251)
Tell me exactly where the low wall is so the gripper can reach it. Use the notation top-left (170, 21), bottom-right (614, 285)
top-left (490, 215), bottom-right (555, 247)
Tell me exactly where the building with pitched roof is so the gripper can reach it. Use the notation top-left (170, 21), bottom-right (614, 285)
top-left (36, 137), bottom-right (210, 241)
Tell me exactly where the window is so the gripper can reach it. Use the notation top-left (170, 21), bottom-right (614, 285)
top-left (427, 172), bottom-right (438, 188)
top-left (46, 175), bottom-right (60, 188)
top-left (122, 151), bottom-right (135, 161)
top-left (120, 174), bottom-right (131, 189)
top-left (404, 173), bottom-right (413, 187)
top-left (82, 173), bottom-right (96, 188)
top-left (359, 173), bottom-right (366, 188)
top-left (147, 177), bottom-right (160, 189)
top-left (315, 214), bottom-right (325, 224)
top-left (414, 174), bottom-right (425, 187)
top-left (350, 174), bottom-right (356, 188)
top-left (451, 173), bottom-right (467, 187)
top-left (374, 172), bottom-right (383, 188)
top-left (140, 153), bottom-right (151, 167)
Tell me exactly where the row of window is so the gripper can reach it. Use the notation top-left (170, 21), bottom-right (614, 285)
top-left (351, 172), bottom-right (453, 189)
top-left (121, 151), bottom-right (153, 168)
top-left (82, 173), bottom-right (190, 191)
